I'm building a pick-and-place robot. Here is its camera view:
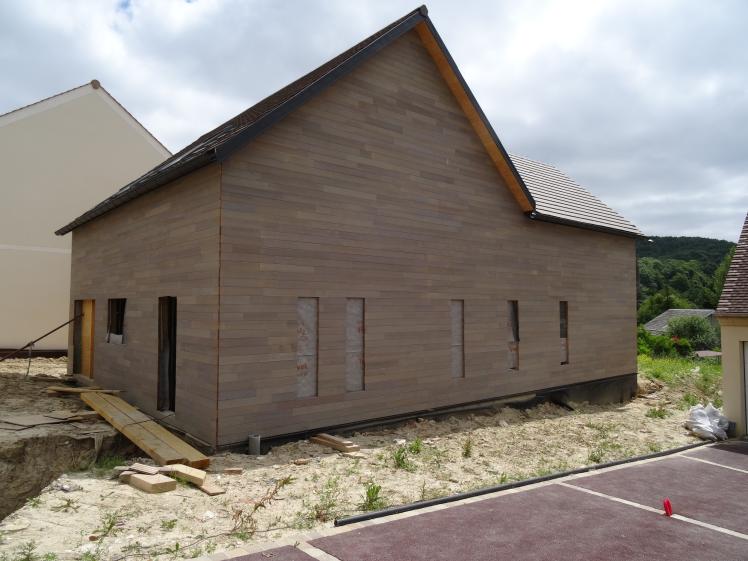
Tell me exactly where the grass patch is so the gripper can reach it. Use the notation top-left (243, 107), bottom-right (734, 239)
top-left (638, 355), bottom-right (722, 407)
top-left (407, 437), bottom-right (423, 455)
top-left (646, 405), bottom-right (670, 419)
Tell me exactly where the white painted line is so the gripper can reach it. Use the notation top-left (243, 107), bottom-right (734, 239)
top-left (559, 482), bottom-right (748, 541)
top-left (297, 542), bottom-right (343, 561)
top-left (682, 454), bottom-right (748, 474)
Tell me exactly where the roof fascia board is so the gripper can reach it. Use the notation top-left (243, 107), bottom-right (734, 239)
top-left (529, 211), bottom-right (647, 239)
top-left (215, 10), bottom-right (427, 162)
top-left (413, 19), bottom-right (535, 213)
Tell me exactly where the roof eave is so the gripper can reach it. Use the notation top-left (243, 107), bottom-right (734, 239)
top-left (528, 210), bottom-right (646, 239)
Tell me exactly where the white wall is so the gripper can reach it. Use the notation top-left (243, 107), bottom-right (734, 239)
top-left (0, 83), bottom-right (170, 350)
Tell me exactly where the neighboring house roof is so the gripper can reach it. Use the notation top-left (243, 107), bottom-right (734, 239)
top-left (644, 308), bottom-right (716, 335)
top-left (56, 6), bottom-right (642, 239)
top-left (717, 211), bottom-right (748, 315)
top-left (510, 154), bottom-right (642, 237)
top-left (0, 80), bottom-right (170, 157)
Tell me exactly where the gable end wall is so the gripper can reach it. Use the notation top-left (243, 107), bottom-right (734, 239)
top-left (216, 31), bottom-right (637, 445)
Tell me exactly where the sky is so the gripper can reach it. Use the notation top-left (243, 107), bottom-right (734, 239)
top-left (1, 0), bottom-right (747, 241)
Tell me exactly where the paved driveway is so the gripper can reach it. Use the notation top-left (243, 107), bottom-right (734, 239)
top-left (214, 441), bottom-right (748, 561)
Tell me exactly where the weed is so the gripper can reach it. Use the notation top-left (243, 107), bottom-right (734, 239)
top-left (160, 519), bottom-right (177, 531)
top-left (9, 542), bottom-right (38, 561)
top-left (25, 496), bottom-right (41, 509)
top-left (646, 405), bottom-right (670, 419)
top-left (682, 393), bottom-right (700, 408)
top-left (91, 455), bottom-right (126, 477)
top-left (462, 436), bottom-right (473, 458)
top-left (51, 498), bottom-right (79, 513)
top-left (306, 476), bottom-right (343, 522)
top-left (498, 472), bottom-right (509, 484)
top-left (647, 441), bottom-right (663, 453)
top-left (392, 446), bottom-right (415, 471)
top-left (587, 446), bottom-right (605, 464)
top-left (41, 554), bottom-right (58, 561)
top-left (360, 482), bottom-right (386, 511)
top-left (408, 437), bottom-right (423, 455)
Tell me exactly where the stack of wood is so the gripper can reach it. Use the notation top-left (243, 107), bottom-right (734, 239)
top-left (115, 462), bottom-right (224, 495)
top-left (309, 433), bottom-right (360, 453)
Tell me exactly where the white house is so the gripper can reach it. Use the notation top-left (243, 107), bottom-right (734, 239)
top-left (0, 80), bottom-right (170, 351)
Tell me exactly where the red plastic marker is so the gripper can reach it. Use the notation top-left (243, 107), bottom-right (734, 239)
top-left (663, 498), bottom-right (673, 517)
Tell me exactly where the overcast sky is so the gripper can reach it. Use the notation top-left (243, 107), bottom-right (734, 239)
top-left (2, 0), bottom-right (746, 241)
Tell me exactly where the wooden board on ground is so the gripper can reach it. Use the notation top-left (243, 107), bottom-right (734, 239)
top-left (0, 422), bottom-right (27, 431)
top-left (81, 392), bottom-right (209, 468)
top-left (47, 386), bottom-right (121, 395)
top-left (128, 473), bottom-right (176, 493)
top-left (159, 464), bottom-right (207, 486)
top-left (0, 414), bottom-right (70, 427)
top-left (310, 433), bottom-right (360, 453)
top-left (198, 480), bottom-right (225, 496)
top-left (129, 463), bottom-right (160, 475)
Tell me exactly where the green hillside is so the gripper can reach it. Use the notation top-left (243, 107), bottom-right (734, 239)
top-left (636, 236), bottom-right (735, 324)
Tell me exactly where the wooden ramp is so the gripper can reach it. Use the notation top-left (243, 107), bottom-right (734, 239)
top-left (81, 392), bottom-right (209, 469)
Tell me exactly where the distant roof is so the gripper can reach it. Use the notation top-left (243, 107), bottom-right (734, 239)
top-left (0, 80), bottom-right (170, 156)
top-left (56, 7), bottom-right (642, 240)
top-left (717, 212), bottom-right (748, 315)
top-left (644, 308), bottom-right (716, 335)
top-left (510, 154), bottom-right (643, 237)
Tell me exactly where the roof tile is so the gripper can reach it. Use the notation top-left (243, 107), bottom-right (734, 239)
top-left (717, 212), bottom-right (748, 315)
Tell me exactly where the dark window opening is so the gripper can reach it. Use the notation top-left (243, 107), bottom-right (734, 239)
top-left (451, 300), bottom-right (465, 378)
top-left (107, 298), bottom-right (126, 344)
top-left (508, 300), bottom-right (519, 370)
top-left (158, 296), bottom-right (177, 412)
top-left (560, 301), bottom-right (569, 365)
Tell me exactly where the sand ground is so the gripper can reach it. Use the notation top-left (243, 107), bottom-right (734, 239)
top-left (0, 359), bottom-right (700, 560)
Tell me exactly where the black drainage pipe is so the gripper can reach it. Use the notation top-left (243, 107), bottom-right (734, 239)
top-left (334, 440), bottom-right (711, 527)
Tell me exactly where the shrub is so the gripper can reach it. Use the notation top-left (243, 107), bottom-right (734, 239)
top-left (637, 326), bottom-right (679, 358)
top-left (359, 482), bottom-right (386, 511)
top-left (671, 337), bottom-right (693, 357)
top-left (665, 316), bottom-right (719, 350)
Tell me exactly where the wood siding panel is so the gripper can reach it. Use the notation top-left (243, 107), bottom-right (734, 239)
top-left (68, 165), bottom-right (221, 446)
top-left (215, 31), bottom-right (636, 444)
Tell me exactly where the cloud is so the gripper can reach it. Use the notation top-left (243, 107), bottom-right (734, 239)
top-left (1, 0), bottom-right (746, 240)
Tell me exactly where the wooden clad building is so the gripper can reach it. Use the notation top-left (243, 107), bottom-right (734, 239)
top-left (57, 7), bottom-right (643, 450)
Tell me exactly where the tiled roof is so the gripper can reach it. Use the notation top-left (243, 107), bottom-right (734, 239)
top-left (717, 212), bottom-right (748, 315)
top-left (510, 154), bottom-right (643, 237)
top-left (56, 6), bottom-right (642, 240)
top-left (643, 308), bottom-right (716, 335)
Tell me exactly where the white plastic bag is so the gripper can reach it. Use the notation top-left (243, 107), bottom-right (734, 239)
top-left (684, 403), bottom-right (729, 441)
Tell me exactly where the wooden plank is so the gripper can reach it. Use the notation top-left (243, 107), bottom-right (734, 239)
top-left (198, 480), bottom-right (225, 496)
top-left (0, 414), bottom-right (69, 427)
top-left (129, 463), bottom-right (160, 475)
top-left (128, 473), bottom-right (177, 494)
top-left (46, 386), bottom-right (121, 395)
top-left (159, 464), bottom-right (207, 486)
top-left (80, 393), bottom-right (185, 466)
top-left (118, 470), bottom-right (136, 483)
top-left (95, 393), bottom-right (210, 469)
top-left (310, 435), bottom-right (360, 453)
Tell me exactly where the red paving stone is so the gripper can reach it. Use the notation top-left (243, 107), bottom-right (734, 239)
top-left (228, 546), bottom-right (317, 561)
top-left (684, 440), bottom-right (748, 470)
top-left (309, 484), bottom-right (747, 561)
top-left (568, 456), bottom-right (748, 534)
